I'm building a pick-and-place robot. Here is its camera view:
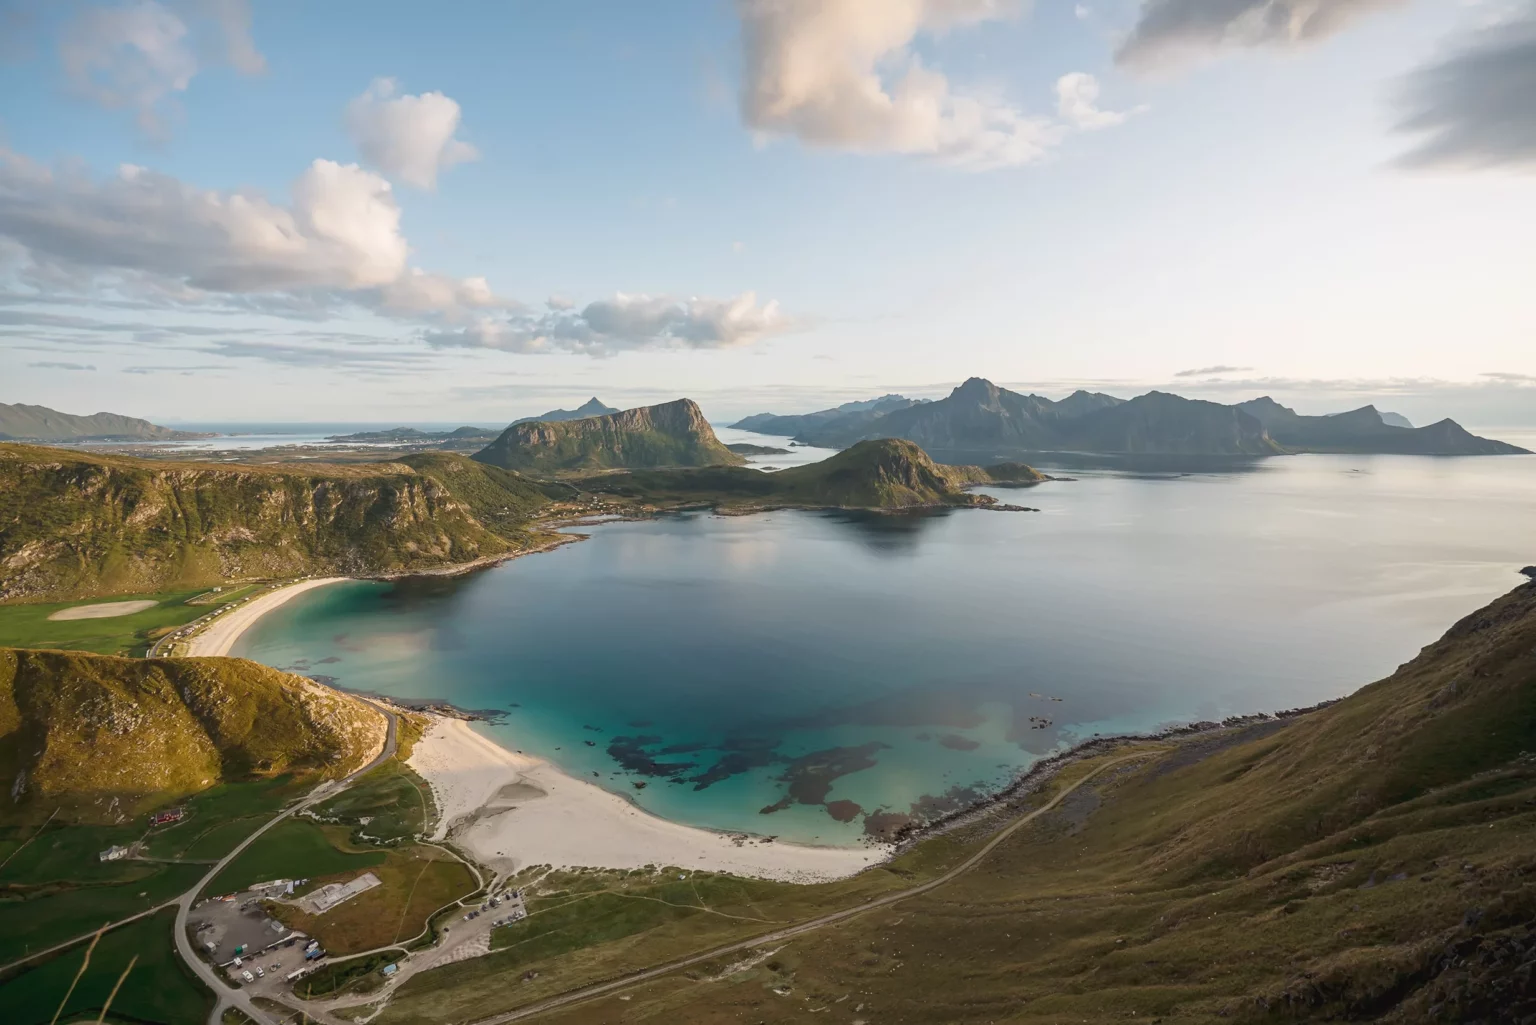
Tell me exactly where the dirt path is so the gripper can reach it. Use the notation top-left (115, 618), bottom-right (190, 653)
top-left (462, 749), bottom-right (1161, 1025)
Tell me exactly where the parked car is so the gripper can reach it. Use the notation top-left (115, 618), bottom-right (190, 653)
top-left (241, 971), bottom-right (254, 983)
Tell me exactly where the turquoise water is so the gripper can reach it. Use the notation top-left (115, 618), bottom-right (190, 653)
top-left (233, 451), bottom-right (1536, 845)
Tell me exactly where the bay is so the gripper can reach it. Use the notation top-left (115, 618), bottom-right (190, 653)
top-left (232, 449), bottom-right (1536, 846)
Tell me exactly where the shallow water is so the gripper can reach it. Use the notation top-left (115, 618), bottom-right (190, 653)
top-left (234, 451), bottom-right (1536, 845)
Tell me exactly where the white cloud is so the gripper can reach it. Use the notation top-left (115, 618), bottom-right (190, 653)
top-left (199, 0), bottom-right (264, 74)
top-left (1074, 4), bottom-right (1093, 18)
top-left (1395, 6), bottom-right (1536, 170)
top-left (426, 292), bottom-right (795, 355)
top-left (57, 1), bottom-right (266, 137)
top-left (345, 78), bottom-right (479, 190)
top-left (737, 0), bottom-right (1064, 170)
top-left (1116, 0), bottom-right (1402, 68)
top-left (1054, 73), bottom-right (1133, 129)
top-left (0, 151), bottom-right (791, 358)
top-left (0, 151), bottom-right (509, 324)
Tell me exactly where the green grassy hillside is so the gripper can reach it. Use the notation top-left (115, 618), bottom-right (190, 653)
top-left (473, 398), bottom-right (744, 472)
top-left (0, 445), bottom-right (553, 601)
top-left (0, 647), bottom-right (386, 815)
top-left (576, 439), bottom-right (1044, 511)
top-left (380, 580), bottom-right (1536, 1025)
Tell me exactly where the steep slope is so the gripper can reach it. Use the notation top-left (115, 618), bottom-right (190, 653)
top-left (0, 446), bottom-right (552, 601)
top-left (575, 439), bottom-right (1042, 510)
top-left (474, 398), bottom-right (744, 472)
top-left (1237, 397), bottom-right (1525, 454)
top-left (0, 647), bottom-right (386, 812)
top-left (0, 403), bottom-right (210, 442)
top-left (512, 397), bottom-right (620, 424)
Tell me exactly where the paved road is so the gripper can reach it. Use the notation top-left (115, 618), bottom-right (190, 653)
top-left (175, 705), bottom-right (398, 1025)
top-left (462, 750), bottom-right (1158, 1025)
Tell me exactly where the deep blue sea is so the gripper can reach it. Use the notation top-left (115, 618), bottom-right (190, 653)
top-left (232, 447), bottom-right (1536, 845)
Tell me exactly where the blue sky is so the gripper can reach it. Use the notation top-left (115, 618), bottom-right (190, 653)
top-left (2, 0), bottom-right (1534, 426)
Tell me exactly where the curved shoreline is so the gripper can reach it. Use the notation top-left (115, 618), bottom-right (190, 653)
top-left (172, 559), bottom-right (881, 883)
top-left (407, 716), bottom-right (882, 883)
top-left (184, 577), bottom-right (349, 657)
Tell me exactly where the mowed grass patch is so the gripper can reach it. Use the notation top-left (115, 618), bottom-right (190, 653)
top-left (0, 589), bottom-right (212, 656)
top-left (270, 846), bottom-right (475, 954)
top-left (311, 761), bottom-right (435, 846)
top-left (0, 907), bottom-right (212, 1025)
top-left (206, 820), bottom-right (384, 896)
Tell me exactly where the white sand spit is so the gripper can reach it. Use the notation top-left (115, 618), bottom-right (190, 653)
top-left (185, 578), bottom-right (348, 656)
top-left (408, 718), bottom-right (883, 883)
top-left (48, 599), bottom-right (158, 620)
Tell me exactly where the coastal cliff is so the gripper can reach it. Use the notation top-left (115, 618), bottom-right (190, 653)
top-left (0, 445), bottom-right (554, 601)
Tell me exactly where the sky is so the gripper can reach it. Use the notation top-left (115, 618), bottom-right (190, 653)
top-left (1, 0), bottom-right (1534, 427)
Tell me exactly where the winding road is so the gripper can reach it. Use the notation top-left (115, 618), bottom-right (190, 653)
top-left (173, 705), bottom-right (398, 1025)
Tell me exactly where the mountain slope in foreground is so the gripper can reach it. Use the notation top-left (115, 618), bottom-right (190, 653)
top-left (474, 398), bottom-right (744, 472)
top-left (0, 445), bottom-right (555, 601)
top-left (412, 577), bottom-right (1536, 1025)
top-left (0, 402), bottom-right (210, 442)
top-left (0, 647), bottom-right (386, 815)
top-left (575, 438), bottom-right (1045, 511)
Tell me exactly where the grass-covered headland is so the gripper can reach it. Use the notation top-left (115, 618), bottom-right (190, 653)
top-left (0, 444), bottom-right (561, 602)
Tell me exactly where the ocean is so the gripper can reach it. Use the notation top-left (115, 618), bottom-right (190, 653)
top-left (231, 447), bottom-right (1536, 846)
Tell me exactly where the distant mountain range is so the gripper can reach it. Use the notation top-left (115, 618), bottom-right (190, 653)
top-left (0, 402), bottom-right (213, 442)
top-left (512, 397), bottom-right (620, 425)
top-left (736, 379), bottom-right (1527, 457)
top-left (325, 425), bottom-right (500, 445)
top-left (473, 398), bottom-right (743, 472)
top-left (731, 395), bottom-right (929, 438)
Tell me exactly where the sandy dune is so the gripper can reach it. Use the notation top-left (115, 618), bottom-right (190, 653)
top-left (408, 717), bottom-right (883, 883)
top-left (48, 599), bottom-right (158, 620)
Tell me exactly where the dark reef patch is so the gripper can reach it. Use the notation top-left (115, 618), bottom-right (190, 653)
top-left (606, 735), bottom-right (697, 777)
top-left (938, 733), bottom-right (981, 751)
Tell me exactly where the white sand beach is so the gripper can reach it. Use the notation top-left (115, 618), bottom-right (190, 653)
top-left (408, 717), bottom-right (884, 883)
top-left (185, 577), bottom-right (348, 656)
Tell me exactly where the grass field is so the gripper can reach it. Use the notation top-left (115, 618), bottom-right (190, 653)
top-left (0, 907), bottom-right (213, 1025)
top-left (0, 588), bottom-right (223, 656)
top-left (311, 760), bottom-right (436, 846)
top-left (374, 842), bottom-right (984, 1025)
top-left (138, 778), bottom-right (304, 860)
top-left (0, 778), bottom-right (305, 965)
top-left (206, 820), bottom-right (386, 896)
top-left (270, 845), bottom-right (475, 954)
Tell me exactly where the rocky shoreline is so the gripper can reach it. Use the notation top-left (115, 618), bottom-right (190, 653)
top-left (885, 699), bottom-right (1344, 853)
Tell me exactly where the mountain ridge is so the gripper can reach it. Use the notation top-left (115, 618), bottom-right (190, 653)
top-left (736, 379), bottom-right (1525, 456)
top-left (474, 398), bottom-right (744, 472)
top-left (0, 445), bottom-right (556, 601)
top-left (0, 402), bottom-right (213, 443)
